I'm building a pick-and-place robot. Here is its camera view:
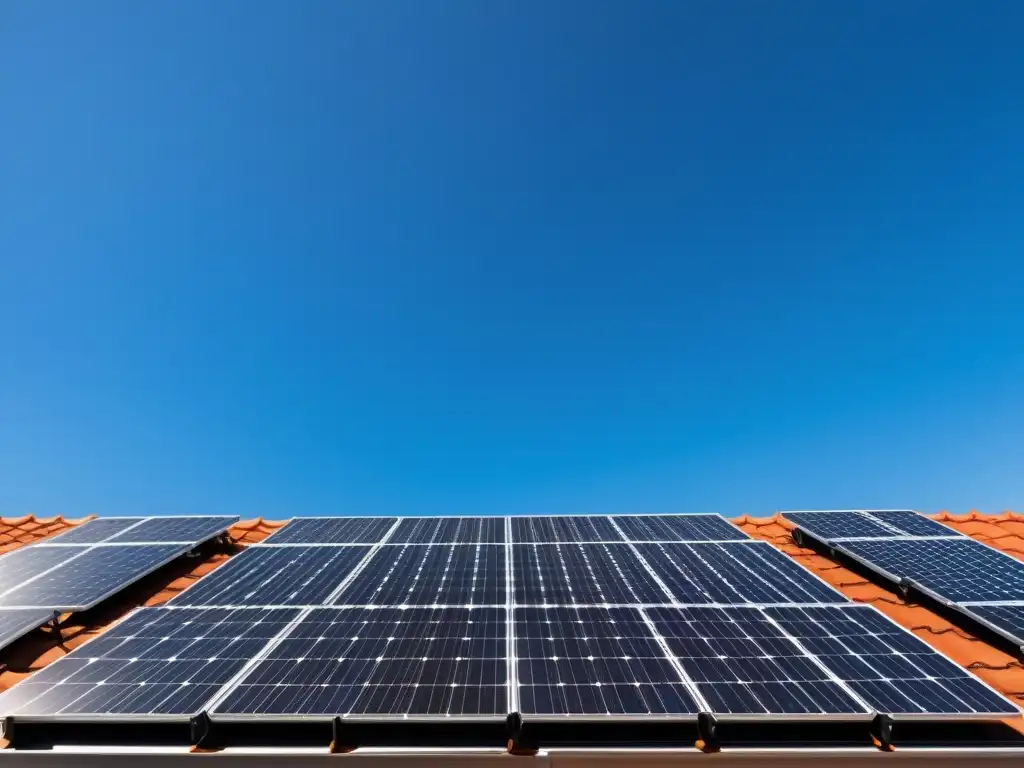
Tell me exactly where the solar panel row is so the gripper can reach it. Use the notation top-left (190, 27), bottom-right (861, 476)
top-left (169, 541), bottom-right (844, 607)
top-left (261, 514), bottom-right (751, 545)
top-left (0, 513), bottom-right (1016, 728)
top-left (0, 604), bottom-right (1012, 720)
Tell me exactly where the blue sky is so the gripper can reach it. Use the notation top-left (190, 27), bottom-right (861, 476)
top-left (1, 2), bottom-right (1022, 518)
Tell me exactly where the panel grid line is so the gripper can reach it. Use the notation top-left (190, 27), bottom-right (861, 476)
top-left (203, 607), bottom-right (316, 715)
top-left (607, 517), bottom-right (678, 603)
top-left (504, 516), bottom-right (518, 712)
top-left (322, 519), bottom-right (404, 605)
top-left (636, 607), bottom-right (711, 712)
top-left (755, 609), bottom-right (873, 715)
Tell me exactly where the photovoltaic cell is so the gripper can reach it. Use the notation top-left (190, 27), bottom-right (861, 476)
top-left (783, 512), bottom-right (896, 541)
top-left (107, 516), bottom-right (238, 543)
top-left (263, 518), bottom-right (397, 545)
top-left (0, 607), bottom-right (299, 717)
top-left (45, 519), bottom-right (145, 545)
top-left (511, 516), bottom-right (621, 543)
top-left (841, 538), bottom-right (1024, 603)
top-left (0, 547), bottom-right (90, 590)
top-left (612, 514), bottom-right (749, 542)
top-left (636, 542), bottom-right (847, 605)
top-left (169, 546), bottom-right (372, 607)
top-left (0, 545), bottom-right (184, 610)
top-left (215, 607), bottom-right (507, 717)
top-left (388, 517), bottom-right (505, 545)
top-left (515, 606), bottom-right (699, 716)
top-left (513, 543), bottom-right (669, 605)
top-left (763, 605), bottom-right (1018, 716)
top-left (333, 544), bottom-right (504, 606)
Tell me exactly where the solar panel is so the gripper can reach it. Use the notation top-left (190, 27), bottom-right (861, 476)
top-left (262, 517), bottom-right (398, 545)
top-left (0, 609), bottom-right (55, 650)
top-left (514, 543), bottom-right (670, 605)
top-left (783, 510), bottom-right (960, 542)
top-left (0, 545), bottom-right (185, 610)
top-left (388, 517), bottom-right (505, 545)
top-left (0, 546), bottom-right (90, 589)
top-left (762, 605), bottom-right (1017, 716)
top-left (511, 516), bottom-right (621, 543)
top-left (636, 542), bottom-right (848, 605)
top-left (841, 538), bottom-right (1024, 603)
top-left (647, 605), bottom-right (868, 716)
top-left (45, 518), bottom-right (146, 545)
top-left (962, 604), bottom-right (1024, 646)
top-left (516, 606), bottom-right (699, 716)
top-left (106, 516), bottom-right (239, 543)
top-left (169, 546), bottom-right (373, 607)
top-left (213, 607), bottom-right (507, 718)
top-left (332, 544), bottom-right (504, 606)
top-left (783, 511), bottom-right (898, 541)
top-left (866, 510), bottom-right (958, 538)
top-left (612, 514), bottom-right (749, 542)
top-left (0, 607), bottom-right (299, 717)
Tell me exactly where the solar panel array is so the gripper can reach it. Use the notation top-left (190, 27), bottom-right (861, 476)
top-left (0, 516), bottom-right (238, 651)
top-left (783, 510), bottom-right (1024, 653)
top-left (0, 513), bottom-right (1015, 728)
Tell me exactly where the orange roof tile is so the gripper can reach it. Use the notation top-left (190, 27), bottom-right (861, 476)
top-left (0, 514), bottom-right (92, 554)
top-left (732, 511), bottom-right (1024, 732)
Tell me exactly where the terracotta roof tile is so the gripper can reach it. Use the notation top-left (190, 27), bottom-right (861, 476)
top-left (0, 515), bottom-right (91, 554)
top-left (733, 511), bottom-right (1024, 730)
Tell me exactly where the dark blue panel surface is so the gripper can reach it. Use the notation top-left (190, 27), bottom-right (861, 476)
top-left (964, 604), bottom-right (1024, 644)
top-left (0, 546), bottom-right (91, 591)
top-left (108, 516), bottom-right (237, 543)
top-left (263, 518), bottom-right (397, 544)
top-left (511, 516), bottom-right (621, 543)
top-left (0, 607), bottom-right (298, 717)
top-left (0, 545), bottom-right (184, 610)
top-left (764, 605), bottom-right (1018, 716)
top-left (636, 542), bottom-right (847, 605)
top-left (866, 510), bottom-right (958, 537)
top-left (0, 609), bottom-right (53, 650)
top-left (388, 517), bottom-right (505, 545)
top-left (514, 543), bottom-right (670, 605)
top-left (612, 515), bottom-right (748, 542)
top-left (46, 519), bottom-right (145, 544)
top-left (516, 606), bottom-right (699, 716)
top-left (333, 544), bottom-right (504, 606)
top-left (169, 546), bottom-right (371, 607)
top-left (841, 538), bottom-right (1024, 603)
top-left (215, 607), bottom-right (506, 717)
top-left (648, 605), bottom-right (868, 716)
top-left (783, 511), bottom-right (896, 541)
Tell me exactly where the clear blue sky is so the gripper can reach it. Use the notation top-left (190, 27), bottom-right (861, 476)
top-left (2, 2), bottom-right (1022, 518)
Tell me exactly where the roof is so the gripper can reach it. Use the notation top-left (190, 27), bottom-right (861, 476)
top-left (0, 511), bottom-right (1022, 761)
